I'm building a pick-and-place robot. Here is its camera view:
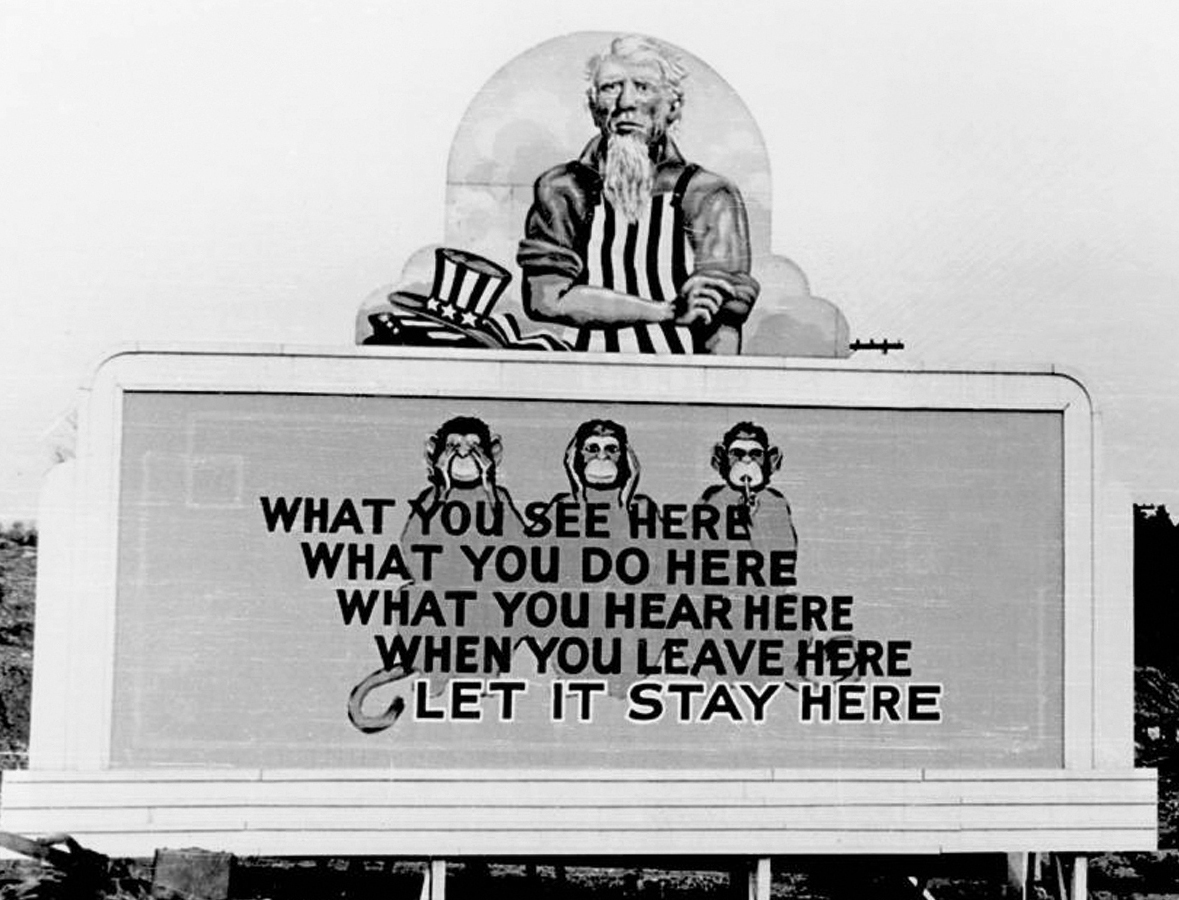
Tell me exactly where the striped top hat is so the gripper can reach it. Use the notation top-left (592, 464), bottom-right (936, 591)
top-left (367, 248), bottom-right (512, 349)
top-left (423, 247), bottom-right (512, 327)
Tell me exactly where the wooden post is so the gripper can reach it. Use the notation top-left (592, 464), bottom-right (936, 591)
top-left (1006, 853), bottom-right (1030, 900)
top-left (1070, 855), bottom-right (1087, 900)
top-left (906, 875), bottom-right (938, 900)
top-left (747, 857), bottom-right (771, 900)
top-left (418, 859), bottom-right (446, 900)
top-left (1050, 853), bottom-right (1087, 900)
top-left (1053, 854), bottom-right (1068, 900)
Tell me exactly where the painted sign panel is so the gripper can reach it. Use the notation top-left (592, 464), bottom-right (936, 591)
top-left (110, 388), bottom-right (1063, 769)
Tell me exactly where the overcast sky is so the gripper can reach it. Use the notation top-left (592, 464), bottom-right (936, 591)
top-left (2, 0), bottom-right (1178, 522)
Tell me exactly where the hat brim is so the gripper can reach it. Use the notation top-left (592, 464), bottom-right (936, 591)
top-left (386, 288), bottom-right (429, 310)
top-left (368, 291), bottom-right (502, 349)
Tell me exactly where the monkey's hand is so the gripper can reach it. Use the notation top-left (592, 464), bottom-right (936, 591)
top-left (563, 436), bottom-right (582, 500)
top-left (435, 448), bottom-right (456, 497)
top-left (674, 273), bottom-right (729, 327)
top-left (620, 445), bottom-right (641, 509)
top-left (745, 489), bottom-right (761, 515)
top-left (471, 448), bottom-right (498, 504)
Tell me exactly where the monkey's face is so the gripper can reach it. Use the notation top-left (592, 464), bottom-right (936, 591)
top-left (580, 434), bottom-right (623, 487)
top-left (725, 439), bottom-right (767, 491)
top-left (440, 432), bottom-right (489, 486)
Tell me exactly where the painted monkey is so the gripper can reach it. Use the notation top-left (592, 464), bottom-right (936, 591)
top-left (425, 415), bottom-right (501, 499)
top-left (565, 418), bottom-right (642, 507)
top-left (700, 421), bottom-right (797, 556)
top-left (402, 416), bottom-right (525, 571)
top-left (525, 419), bottom-right (656, 540)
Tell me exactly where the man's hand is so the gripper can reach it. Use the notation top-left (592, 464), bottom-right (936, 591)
top-left (675, 272), bottom-right (731, 326)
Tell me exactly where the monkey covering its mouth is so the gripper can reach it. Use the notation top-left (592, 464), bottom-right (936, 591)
top-left (708, 424), bottom-right (781, 509)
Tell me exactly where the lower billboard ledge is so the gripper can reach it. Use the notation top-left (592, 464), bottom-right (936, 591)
top-left (0, 768), bottom-right (1157, 859)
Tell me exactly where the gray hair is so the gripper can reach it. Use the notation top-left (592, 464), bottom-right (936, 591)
top-left (585, 35), bottom-right (688, 123)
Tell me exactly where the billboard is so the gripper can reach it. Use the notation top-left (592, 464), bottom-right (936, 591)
top-left (7, 348), bottom-right (1153, 857)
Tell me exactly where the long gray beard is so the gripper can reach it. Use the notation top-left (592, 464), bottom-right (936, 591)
top-left (603, 134), bottom-right (654, 224)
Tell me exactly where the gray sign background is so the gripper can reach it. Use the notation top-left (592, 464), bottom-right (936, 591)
top-left (112, 391), bottom-right (1063, 768)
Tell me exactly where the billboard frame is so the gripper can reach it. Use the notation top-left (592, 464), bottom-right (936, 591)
top-left (8, 345), bottom-right (1153, 858)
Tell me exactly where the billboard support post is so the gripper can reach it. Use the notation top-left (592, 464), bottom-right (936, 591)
top-left (419, 860), bottom-right (446, 900)
top-left (749, 858), bottom-right (772, 900)
top-left (1006, 852), bottom-right (1030, 899)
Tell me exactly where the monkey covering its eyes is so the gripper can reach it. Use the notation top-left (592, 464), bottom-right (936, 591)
top-left (401, 416), bottom-right (525, 567)
top-left (425, 416), bottom-right (501, 498)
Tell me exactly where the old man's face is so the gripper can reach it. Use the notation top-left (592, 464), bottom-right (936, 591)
top-left (591, 56), bottom-right (674, 145)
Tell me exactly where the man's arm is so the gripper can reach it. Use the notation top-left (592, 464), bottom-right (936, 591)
top-left (523, 274), bottom-right (676, 327)
top-left (680, 171), bottom-right (760, 353)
